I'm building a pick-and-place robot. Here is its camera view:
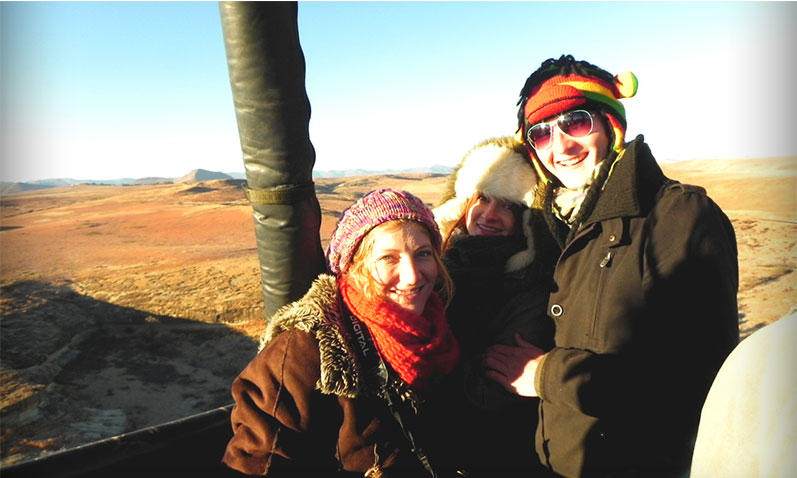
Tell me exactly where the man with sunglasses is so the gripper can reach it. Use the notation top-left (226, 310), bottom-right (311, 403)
top-left (484, 55), bottom-right (739, 477)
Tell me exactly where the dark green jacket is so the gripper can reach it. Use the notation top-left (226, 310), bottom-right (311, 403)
top-left (535, 136), bottom-right (739, 477)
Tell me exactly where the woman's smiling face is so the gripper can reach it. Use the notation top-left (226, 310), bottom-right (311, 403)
top-left (368, 221), bottom-right (438, 314)
top-left (465, 194), bottom-right (518, 237)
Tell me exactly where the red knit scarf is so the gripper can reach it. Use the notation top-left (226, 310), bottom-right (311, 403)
top-left (339, 277), bottom-right (459, 390)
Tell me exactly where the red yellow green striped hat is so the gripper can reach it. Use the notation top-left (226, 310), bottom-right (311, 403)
top-left (522, 71), bottom-right (638, 152)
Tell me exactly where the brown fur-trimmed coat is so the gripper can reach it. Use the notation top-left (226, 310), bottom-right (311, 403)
top-left (222, 274), bottom-right (460, 477)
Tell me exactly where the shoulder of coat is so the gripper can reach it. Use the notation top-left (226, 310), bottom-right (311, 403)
top-left (259, 274), bottom-right (361, 398)
top-left (260, 274), bottom-right (340, 351)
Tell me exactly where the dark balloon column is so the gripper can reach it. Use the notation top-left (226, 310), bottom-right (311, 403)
top-left (219, 1), bottom-right (325, 320)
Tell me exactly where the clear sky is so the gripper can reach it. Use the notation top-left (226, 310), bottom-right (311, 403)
top-left (2, 1), bottom-right (795, 183)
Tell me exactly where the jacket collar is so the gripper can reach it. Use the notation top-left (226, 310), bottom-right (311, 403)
top-left (261, 274), bottom-right (361, 398)
top-left (259, 274), bottom-right (419, 404)
top-left (584, 135), bottom-right (668, 226)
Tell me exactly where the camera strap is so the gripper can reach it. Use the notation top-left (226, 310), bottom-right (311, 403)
top-left (339, 297), bottom-right (438, 478)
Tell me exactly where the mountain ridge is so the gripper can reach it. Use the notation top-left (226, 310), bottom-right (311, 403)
top-left (0, 166), bottom-right (455, 195)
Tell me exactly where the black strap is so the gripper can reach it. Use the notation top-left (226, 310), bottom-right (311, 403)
top-left (341, 302), bottom-right (388, 395)
top-left (242, 181), bottom-right (316, 205)
top-left (339, 298), bottom-right (439, 478)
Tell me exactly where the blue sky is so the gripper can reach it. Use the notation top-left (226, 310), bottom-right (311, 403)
top-left (1, 1), bottom-right (795, 183)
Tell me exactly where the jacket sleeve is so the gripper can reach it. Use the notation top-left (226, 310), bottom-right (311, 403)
top-left (222, 329), bottom-right (340, 476)
top-left (536, 183), bottom-right (739, 419)
top-left (465, 288), bottom-right (554, 410)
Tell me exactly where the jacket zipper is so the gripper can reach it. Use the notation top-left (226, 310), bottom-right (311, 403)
top-left (591, 251), bottom-right (613, 338)
top-left (599, 251), bottom-right (613, 268)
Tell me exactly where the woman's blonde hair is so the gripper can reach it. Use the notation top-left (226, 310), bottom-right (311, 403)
top-left (342, 220), bottom-right (453, 307)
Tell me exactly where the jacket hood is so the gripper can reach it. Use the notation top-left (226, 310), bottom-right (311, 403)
top-left (434, 137), bottom-right (538, 272)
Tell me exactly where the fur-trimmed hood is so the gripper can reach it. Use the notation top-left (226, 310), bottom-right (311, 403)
top-left (434, 137), bottom-right (538, 272)
top-left (259, 274), bottom-right (362, 398)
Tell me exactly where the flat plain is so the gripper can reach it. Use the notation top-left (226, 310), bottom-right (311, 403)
top-left (1, 158), bottom-right (795, 465)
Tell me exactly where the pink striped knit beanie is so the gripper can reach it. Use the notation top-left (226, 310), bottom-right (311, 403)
top-left (326, 189), bottom-right (441, 275)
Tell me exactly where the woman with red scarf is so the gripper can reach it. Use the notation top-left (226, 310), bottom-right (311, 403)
top-left (222, 189), bottom-right (461, 477)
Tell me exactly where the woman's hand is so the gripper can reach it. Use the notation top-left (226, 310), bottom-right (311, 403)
top-left (483, 333), bottom-right (545, 397)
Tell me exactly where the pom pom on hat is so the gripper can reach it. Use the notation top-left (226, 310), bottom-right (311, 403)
top-left (326, 189), bottom-right (441, 275)
top-left (614, 71), bottom-right (638, 99)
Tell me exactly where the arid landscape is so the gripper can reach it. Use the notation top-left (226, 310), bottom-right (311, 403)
top-left (1, 157), bottom-right (795, 466)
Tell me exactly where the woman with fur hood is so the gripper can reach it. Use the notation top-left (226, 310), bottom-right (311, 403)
top-left (222, 189), bottom-right (462, 477)
top-left (432, 137), bottom-right (557, 475)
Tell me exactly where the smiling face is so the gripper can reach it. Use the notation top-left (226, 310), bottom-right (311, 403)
top-left (365, 221), bottom-right (438, 314)
top-left (534, 111), bottom-right (611, 189)
top-left (465, 193), bottom-right (518, 236)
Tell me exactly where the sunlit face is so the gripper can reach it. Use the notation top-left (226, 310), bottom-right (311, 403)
top-left (368, 221), bottom-right (438, 314)
top-left (534, 111), bottom-right (611, 189)
top-left (465, 194), bottom-right (518, 236)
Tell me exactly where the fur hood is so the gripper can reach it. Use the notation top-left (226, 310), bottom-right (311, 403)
top-left (259, 274), bottom-right (361, 398)
top-left (433, 137), bottom-right (538, 272)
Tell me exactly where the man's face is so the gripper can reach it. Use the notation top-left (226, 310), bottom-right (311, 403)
top-left (532, 110), bottom-right (611, 189)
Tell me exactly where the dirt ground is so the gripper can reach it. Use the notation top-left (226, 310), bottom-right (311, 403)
top-left (0, 161), bottom-right (795, 466)
top-left (0, 180), bottom-right (266, 465)
top-left (660, 157), bottom-right (797, 335)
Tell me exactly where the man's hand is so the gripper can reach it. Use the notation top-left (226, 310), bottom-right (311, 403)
top-left (483, 333), bottom-right (545, 397)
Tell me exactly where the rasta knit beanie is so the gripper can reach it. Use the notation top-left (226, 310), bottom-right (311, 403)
top-left (522, 70), bottom-right (638, 153)
top-left (326, 189), bottom-right (441, 275)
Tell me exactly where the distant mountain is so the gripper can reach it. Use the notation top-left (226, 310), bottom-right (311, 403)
top-left (312, 165), bottom-right (453, 179)
top-left (39, 178), bottom-right (134, 186)
top-left (0, 182), bottom-right (54, 195)
top-left (32, 178), bottom-right (79, 188)
top-left (129, 177), bottom-right (174, 186)
top-left (175, 169), bottom-right (233, 184)
top-left (0, 166), bottom-right (455, 196)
